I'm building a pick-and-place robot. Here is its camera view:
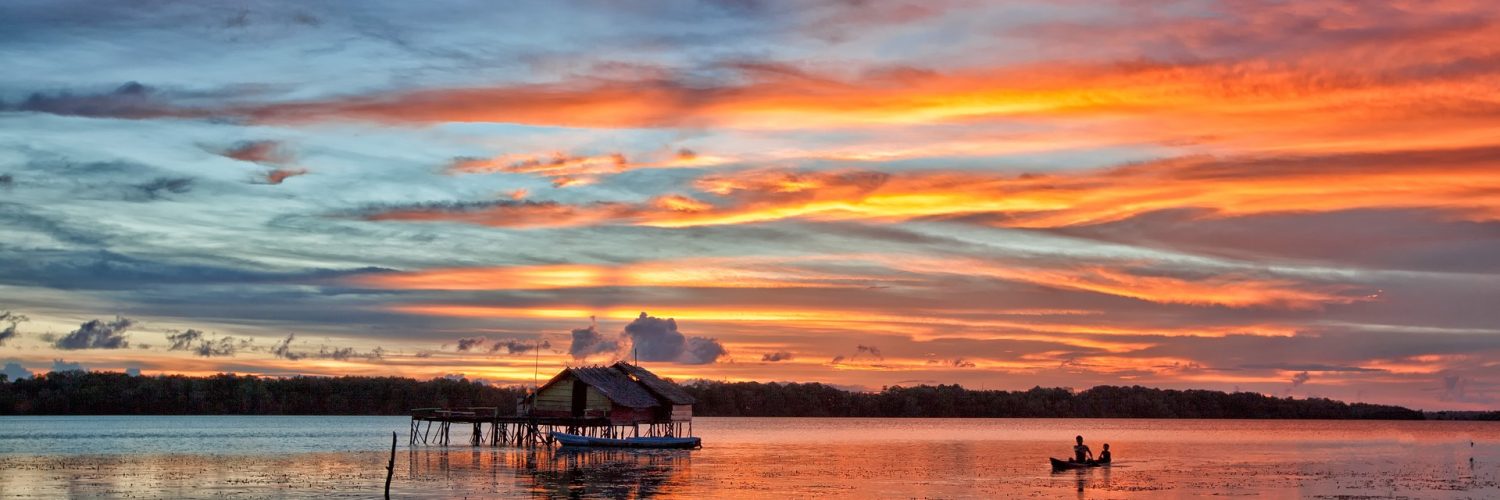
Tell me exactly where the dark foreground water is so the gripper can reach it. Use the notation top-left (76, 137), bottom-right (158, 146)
top-left (0, 416), bottom-right (1497, 498)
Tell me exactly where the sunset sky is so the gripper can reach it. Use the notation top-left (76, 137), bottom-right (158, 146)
top-left (2, 0), bottom-right (1498, 410)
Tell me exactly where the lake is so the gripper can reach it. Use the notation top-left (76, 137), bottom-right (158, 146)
top-left (0, 416), bottom-right (1496, 498)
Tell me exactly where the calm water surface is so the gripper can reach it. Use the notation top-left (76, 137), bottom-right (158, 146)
top-left (0, 416), bottom-right (1497, 498)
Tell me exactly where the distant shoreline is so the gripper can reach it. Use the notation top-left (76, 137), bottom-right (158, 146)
top-left (3, 414), bottom-right (1498, 421)
top-left (3, 371), bottom-right (1497, 420)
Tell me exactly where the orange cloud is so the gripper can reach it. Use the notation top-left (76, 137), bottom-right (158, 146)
top-left (352, 258), bottom-right (895, 291)
top-left (364, 146), bottom-right (1500, 230)
top-left (238, 60), bottom-right (1492, 133)
top-left (388, 304), bottom-right (1296, 341)
top-left (882, 257), bottom-right (1370, 310)
top-left (447, 149), bottom-right (734, 186)
top-left (355, 251), bottom-right (1362, 310)
top-left (219, 140), bottom-right (293, 165)
top-left (32, 2), bottom-right (1500, 163)
top-left (231, 37), bottom-right (1500, 157)
top-left (660, 151), bottom-right (1500, 228)
top-left (363, 200), bottom-right (640, 229)
top-left (449, 152), bottom-right (627, 177)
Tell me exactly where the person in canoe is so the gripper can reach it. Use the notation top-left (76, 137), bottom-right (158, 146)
top-left (1051, 436), bottom-right (1113, 470)
top-left (1072, 435), bottom-right (1093, 463)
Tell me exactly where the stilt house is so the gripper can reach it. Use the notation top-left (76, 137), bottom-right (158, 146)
top-left (525, 362), bottom-right (695, 426)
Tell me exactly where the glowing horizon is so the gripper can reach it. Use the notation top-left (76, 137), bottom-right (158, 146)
top-left (2, 0), bottom-right (1499, 410)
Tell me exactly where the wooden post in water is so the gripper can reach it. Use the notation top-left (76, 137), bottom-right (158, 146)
top-left (384, 431), bottom-right (396, 499)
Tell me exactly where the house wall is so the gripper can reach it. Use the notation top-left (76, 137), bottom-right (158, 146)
top-left (532, 375), bottom-right (611, 417)
top-left (609, 404), bottom-right (656, 425)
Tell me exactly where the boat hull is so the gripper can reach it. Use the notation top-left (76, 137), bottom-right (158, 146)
top-left (1050, 457), bottom-right (1108, 471)
top-left (551, 431), bottom-right (701, 449)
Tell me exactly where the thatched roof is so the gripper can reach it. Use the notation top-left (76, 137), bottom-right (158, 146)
top-left (567, 365), bottom-right (661, 408)
top-left (614, 362), bottom-right (696, 405)
top-left (531, 363), bottom-right (697, 410)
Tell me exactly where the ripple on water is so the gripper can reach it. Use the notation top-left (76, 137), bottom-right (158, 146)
top-left (0, 417), bottom-right (1497, 498)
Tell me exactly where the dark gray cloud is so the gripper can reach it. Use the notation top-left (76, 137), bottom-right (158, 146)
top-left (951, 358), bottom-right (976, 368)
top-left (0, 202), bottom-right (112, 246)
top-left (268, 333), bottom-right (382, 361)
top-left (50, 358), bottom-right (86, 372)
top-left (3, 75), bottom-right (293, 122)
top-left (165, 329), bottom-right (247, 357)
top-left (682, 336), bottom-right (728, 365)
top-left (8, 154), bottom-right (199, 203)
top-left (352, 199), bottom-right (641, 229)
top-left (761, 351), bottom-right (793, 362)
top-left (270, 333), bottom-right (305, 360)
top-left (132, 177), bottom-right (194, 201)
top-left (2, 361), bottom-right (32, 380)
top-left (830, 345), bottom-right (887, 365)
top-left (0, 174), bottom-right (12, 187)
top-left (489, 339), bottom-right (550, 355)
top-left (569, 324), bottom-right (620, 360)
top-left (623, 312), bottom-right (727, 365)
top-left (454, 336), bottom-right (486, 352)
top-left (0, 247), bottom-right (387, 291)
top-left (0, 311), bottom-right (26, 346)
top-left (164, 329), bottom-right (204, 350)
top-left (107, 282), bottom-right (440, 337)
top-left (8, 82), bottom-right (197, 120)
top-left (20, 156), bottom-right (157, 177)
top-left (0, 325), bottom-right (16, 346)
top-left (318, 346), bottom-right (357, 360)
top-left (54, 316), bottom-right (133, 349)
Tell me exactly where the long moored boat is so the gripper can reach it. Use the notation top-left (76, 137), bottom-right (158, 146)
top-left (551, 431), bottom-right (702, 449)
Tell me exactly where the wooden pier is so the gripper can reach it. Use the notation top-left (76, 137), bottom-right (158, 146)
top-left (409, 407), bottom-right (691, 448)
top-left (409, 363), bottom-right (697, 448)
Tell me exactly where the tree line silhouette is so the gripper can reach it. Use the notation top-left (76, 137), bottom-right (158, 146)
top-left (0, 371), bottom-right (523, 415)
top-left (3, 371), bottom-right (1493, 419)
top-left (681, 381), bottom-right (1449, 419)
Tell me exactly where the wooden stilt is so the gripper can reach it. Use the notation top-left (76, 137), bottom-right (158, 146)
top-left (384, 431), bottom-right (395, 499)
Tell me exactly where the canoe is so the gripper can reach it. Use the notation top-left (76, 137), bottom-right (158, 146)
top-left (550, 431), bottom-right (701, 449)
top-left (1050, 457), bottom-right (1109, 471)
